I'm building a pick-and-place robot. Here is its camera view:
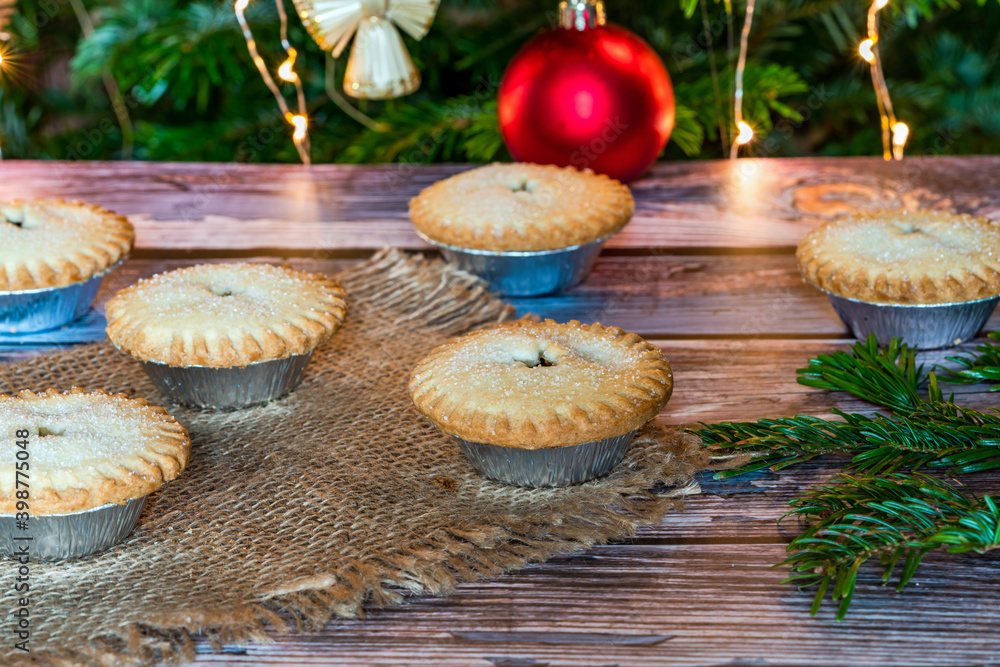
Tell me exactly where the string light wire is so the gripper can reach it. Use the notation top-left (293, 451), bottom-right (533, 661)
top-left (730, 0), bottom-right (755, 159)
top-left (861, 0), bottom-right (907, 160)
top-left (0, 0), bottom-right (13, 42)
top-left (274, 0), bottom-right (309, 157)
top-left (234, 0), bottom-right (310, 164)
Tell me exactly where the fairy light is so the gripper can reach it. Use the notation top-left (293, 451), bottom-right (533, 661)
top-left (273, 0), bottom-right (308, 149)
top-left (860, 0), bottom-right (907, 160)
top-left (858, 38), bottom-right (875, 63)
top-left (736, 121), bottom-right (753, 145)
top-left (0, 40), bottom-right (22, 80)
top-left (233, 0), bottom-right (310, 164)
top-left (730, 0), bottom-right (756, 159)
top-left (892, 121), bottom-right (908, 160)
top-left (289, 114), bottom-right (308, 142)
top-left (278, 48), bottom-right (298, 82)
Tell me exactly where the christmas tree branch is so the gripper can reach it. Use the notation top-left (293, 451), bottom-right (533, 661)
top-left (699, 405), bottom-right (1000, 478)
top-left (795, 335), bottom-right (928, 412)
top-left (67, 0), bottom-right (134, 159)
top-left (693, 333), bottom-right (1000, 618)
top-left (695, 336), bottom-right (1000, 478)
top-left (780, 473), bottom-right (1000, 620)
top-left (938, 331), bottom-right (1000, 391)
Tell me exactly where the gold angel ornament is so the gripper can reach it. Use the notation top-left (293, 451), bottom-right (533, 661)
top-left (293, 0), bottom-right (439, 99)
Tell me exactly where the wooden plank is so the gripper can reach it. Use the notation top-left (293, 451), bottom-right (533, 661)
top-left (186, 541), bottom-right (1000, 666)
top-left (91, 259), bottom-right (1000, 423)
top-left (659, 461), bottom-right (1000, 543)
top-left (93, 254), bottom-right (839, 341)
top-left (95, 254), bottom-right (846, 340)
top-left (3, 333), bottom-right (989, 426)
top-left (650, 337), bottom-right (1000, 423)
top-left (518, 254), bottom-right (1000, 338)
top-left (509, 253), bottom-right (840, 339)
top-left (179, 448), bottom-right (1000, 663)
top-left (0, 261), bottom-right (989, 420)
top-left (1, 157), bottom-right (998, 251)
top-left (84, 255), bottom-right (1000, 340)
top-left (0, 156), bottom-right (995, 667)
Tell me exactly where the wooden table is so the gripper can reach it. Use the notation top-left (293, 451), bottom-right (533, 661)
top-left (2, 156), bottom-right (999, 665)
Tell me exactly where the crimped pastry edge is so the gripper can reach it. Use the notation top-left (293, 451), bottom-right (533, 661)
top-left (409, 163), bottom-right (635, 252)
top-left (0, 388), bottom-right (191, 515)
top-left (105, 263), bottom-right (349, 368)
top-left (408, 319), bottom-right (673, 448)
top-left (0, 199), bottom-right (135, 291)
top-left (796, 210), bottom-right (1000, 305)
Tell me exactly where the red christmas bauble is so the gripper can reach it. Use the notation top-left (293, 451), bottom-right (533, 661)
top-left (498, 22), bottom-right (675, 183)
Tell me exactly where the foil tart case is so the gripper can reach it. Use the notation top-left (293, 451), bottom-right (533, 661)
top-left (0, 260), bottom-right (124, 334)
top-left (826, 292), bottom-right (999, 350)
top-left (0, 496), bottom-right (147, 562)
top-left (454, 430), bottom-right (636, 488)
top-left (421, 234), bottom-right (609, 297)
top-left (139, 352), bottom-right (313, 409)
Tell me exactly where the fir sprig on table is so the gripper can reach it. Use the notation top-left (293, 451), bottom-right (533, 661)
top-left (700, 337), bottom-right (1000, 478)
top-left (938, 332), bottom-right (1000, 391)
top-left (782, 473), bottom-right (1000, 620)
top-left (692, 334), bottom-right (1000, 619)
top-left (703, 407), bottom-right (1000, 478)
top-left (796, 336), bottom-right (928, 412)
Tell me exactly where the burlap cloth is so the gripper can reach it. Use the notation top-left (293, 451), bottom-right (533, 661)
top-left (0, 249), bottom-right (710, 666)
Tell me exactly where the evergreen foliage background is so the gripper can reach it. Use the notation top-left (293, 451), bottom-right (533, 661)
top-left (0, 0), bottom-right (997, 163)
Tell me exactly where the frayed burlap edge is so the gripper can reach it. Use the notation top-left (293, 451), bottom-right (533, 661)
top-left (8, 248), bottom-right (725, 667)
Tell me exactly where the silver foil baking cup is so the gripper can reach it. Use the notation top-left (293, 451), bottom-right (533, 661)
top-left (422, 234), bottom-right (610, 297)
top-left (0, 496), bottom-right (147, 562)
top-left (454, 430), bottom-right (637, 488)
top-left (0, 260), bottom-right (123, 334)
top-left (139, 352), bottom-right (313, 409)
top-left (826, 293), bottom-right (1000, 350)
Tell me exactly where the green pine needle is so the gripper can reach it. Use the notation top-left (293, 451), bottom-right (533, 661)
top-left (779, 473), bottom-right (1000, 620)
top-left (693, 333), bottom-right (1000, 618)
top-left (699, 406), bottom-right (1000, 478)
top-left (795, 335), bottom-right (927, 412)
top-left (938, 332), bottom-right (1000, 391)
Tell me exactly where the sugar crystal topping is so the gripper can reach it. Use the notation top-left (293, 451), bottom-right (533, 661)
top-left (797, 209), bottom-right (1000, 305)
top-left (809, 211), bottom-right (1000, 266)
top-left (0, 200), bottom-right (132, 288)
top-left (409, 320), bottom-right (674, 448)
top-left (105, 262), bottom-right (348, 367)
top-left (116, 263), bottom-right (331, 326)
top-left (429, 327), bottom-right (652, 402)
top-left (415, 322), bottom-right (669, 410)
top-left (0, 394), bottom-right (163, 473)
top-left (0, 391), bottom-right (189, 513)
top-left (409, 163), bottom-right (635, 251)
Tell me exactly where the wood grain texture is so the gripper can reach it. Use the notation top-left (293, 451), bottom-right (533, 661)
top-left (1, 161), bottom-right (998, 666)
top-left (185, 540), bottom-right (1000, 666)
top-left (2, 157), bottom-right (999, 251)
top-left (186, 457), bottom-right (1000, 665)
top-left (89, 254), bottom-right (1000, 340)
top-left (86, 258), bottom-right (1000, 424)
